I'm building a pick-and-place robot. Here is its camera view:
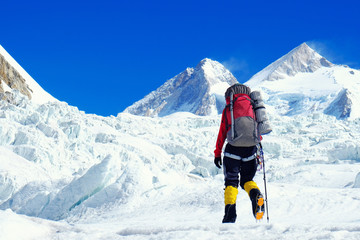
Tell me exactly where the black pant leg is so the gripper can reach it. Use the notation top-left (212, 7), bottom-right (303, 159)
top-left (239, 159), bottom-right (258, 189)
top-left (223, 156), bottom-right (241, 188)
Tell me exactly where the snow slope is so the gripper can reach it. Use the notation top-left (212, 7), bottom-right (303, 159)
top-left (1, 43), bottom-right (360, 239)
top-left (0, 45), bottom-right (57, 104)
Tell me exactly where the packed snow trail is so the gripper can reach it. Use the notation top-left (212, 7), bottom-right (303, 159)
top-left (2, 172), bottom-right (360, 240)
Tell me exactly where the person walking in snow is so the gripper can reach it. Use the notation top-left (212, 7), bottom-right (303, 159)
top-left (214, 83), bottom-right (265, 223)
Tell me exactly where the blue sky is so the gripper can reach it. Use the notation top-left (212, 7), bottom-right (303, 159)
top-left (1, 0), bottom-right (360, 116)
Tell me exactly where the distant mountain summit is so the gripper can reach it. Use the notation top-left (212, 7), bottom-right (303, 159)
top-left (124, 58), bottom-right (238, 117)
top-left (0, 45), bottom-right (56, 104)
top-left (247, 43), bottom-right (333, 86)
top-left (246, 43), bottom-right (360, 119)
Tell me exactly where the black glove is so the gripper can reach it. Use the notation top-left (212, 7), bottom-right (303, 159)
top-left (214, 157), bottom-right (222, 169)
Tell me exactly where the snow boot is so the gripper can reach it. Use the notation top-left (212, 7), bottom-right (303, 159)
top-left (222, 185), bottom-right (238, 223)
top-left (249, 188), bottom-right (265, 220)
top-left (222, 204), bottom-right (237, 223)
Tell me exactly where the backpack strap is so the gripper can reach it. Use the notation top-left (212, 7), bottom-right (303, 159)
top-left (224, 104), bottom-right (230, 131)
top-left (230, 92), bottom-right (235, 140)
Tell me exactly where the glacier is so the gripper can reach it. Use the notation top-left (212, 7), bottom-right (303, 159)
top-left (1, 89), bottom-right (360, 239)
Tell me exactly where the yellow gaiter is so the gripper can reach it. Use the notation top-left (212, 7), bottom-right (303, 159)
top-left (224, 186), bottom-right (238, 205)
top-left (244, 181), bottom-right (259, 196)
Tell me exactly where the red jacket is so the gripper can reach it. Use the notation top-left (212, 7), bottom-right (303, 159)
top-left (214, 93), bottom-right (261, 158)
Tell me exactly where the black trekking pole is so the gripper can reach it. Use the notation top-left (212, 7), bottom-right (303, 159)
top-left (259, 143), bottom-right (269, 223)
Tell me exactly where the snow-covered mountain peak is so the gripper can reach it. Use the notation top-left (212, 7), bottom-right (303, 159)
top-left (124, 58), bottom-right (238, 117)
top-left (247, 42), bottom-right (333, 86)
top-left (0, 45), bottom-right (57, 104)
top-left (196, 57), bottom-right (213, 67)
top-left (245, 43), bottom-right (360, 120)
top-left (194, 58), bottom-right (237, 86)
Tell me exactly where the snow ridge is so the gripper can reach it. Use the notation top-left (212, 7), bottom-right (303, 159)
top-left (0, 45), bottom-right (57, 104)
